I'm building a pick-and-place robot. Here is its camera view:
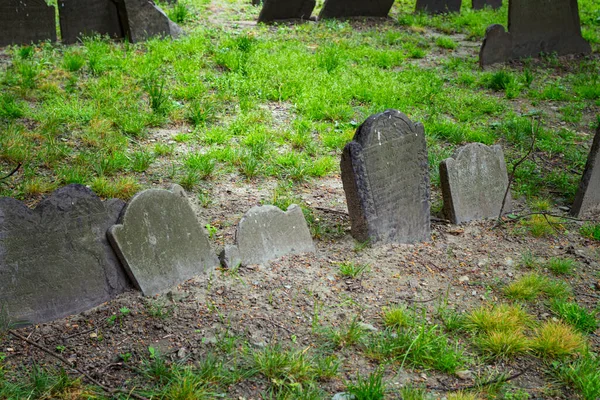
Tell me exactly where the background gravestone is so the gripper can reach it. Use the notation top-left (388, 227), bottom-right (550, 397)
top-left (0, 0), bottom-right (57, 47)
top-left (58, 0), bottom-right (124, 44)
top-left (571, 126), bottom-right (600, 218)
top-left (341, 109), bottom-right (430, 244)
top-left (258, 0), bottom-right (315, 22)
top-left (0, 185), bottom-right (130, 325)
top-left (440, 143), bottom-right (511, 224)
top-left (108, 185), bottom-right (218, 296)
top-left (480, 0), bottom-right (591, 66)
top-left (118, 0), bottom-right (182, 43)
top-left (319, 0), bottom-right (394, 19)
top-left (415, 0), bottom-right (461, 14)
top-left (472, 0), bottom-right (501, 9)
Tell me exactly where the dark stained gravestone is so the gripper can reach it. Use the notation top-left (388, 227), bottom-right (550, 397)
top-left (440, 143), bottom-right (511, 224)
top-left (415, 0), bottom-right (461, 14)
top-left (258, 0), bottom-right (315, 22)
top-left (472, 0), bottom-right (501, 9)
top-left (319, 0), bottom-right (394, 19)
top-left (58, 0), bottom-right (124, 44)
top-left (0, 185), bottom-right (130, 325)
top-left (571, 126), bottom-right (600, 218)
top-left (341, 110), bottom-right (430, 244)
top-left (118, 0), bottom-right (182, 43)
top-left (0, 0), bottom-right (57, 47)
top-left (480, 0), bottom-right (591, 67)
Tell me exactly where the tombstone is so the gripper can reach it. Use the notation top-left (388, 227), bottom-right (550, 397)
top-left (0, 185), bottom-right (130, 325)
top-left (479, 0), bottom-right (591, 67)
top-left (0, 0), bottom-right (57, 47)
top-left (58, 0), bottom-right (124, 44)
top-left (415, 0), bottom-right (462, 14)
top-left (118, 0), bottom-right (182, 43)
top-left (108, 185), bottom-right (218, 296)
top-left (319, 0), bottom-right (394, 19)
top-left (341, 109), bottom-right (430, 244)
top-left (440, 143), bottom-right (511, 224)
top-left (472, 0), bottom-right (501, 9)
top-left (220, 205), bottom-right (315, 267)
top-left (571, 127), bottom-right (600, 218)
top-left (258, 0), bottom-right (315, 23)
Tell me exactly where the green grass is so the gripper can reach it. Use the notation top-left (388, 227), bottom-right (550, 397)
top-left (554, 352), bottom-right (600, 400)
top-left (346, 369), bottom-right (386, 400)
top-left (546, 257), bottom-right (577, 275)
top-left (338, 261), bottom-right (370, 278)
top-left (550, 299), bottom-right (598, 334)
top-left (503, 273), bottom-right (571, 301)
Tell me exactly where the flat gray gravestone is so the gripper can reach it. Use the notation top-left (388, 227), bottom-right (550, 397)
top-left (341, 109), bottom-right (430, 244)
top-left (319, 0), bottom-right (394, 19)
top-left (108, 185), bottom-right (218, 296)
top-left (58, 0), bottom-right (124, 44)
top-left (440, 143), bottom-right (511, 224)
top-left (258, 0), bottom-right (315, 22)
top-left (220, 205), bottom-right (315, 267)
top-left (0, 185), bottom-right (130, 325)
top-left (480, 0), bottom-right (591, 67)
top-left (0, 0), bottom-right (57, 47)
top-left (571, 126), bottom-right (600, 218)
top-left (415, 0), bottom-right (461, 14)
top-left (118, 0), bottom-right (182, 43)
top-left (472, 0), bottom-right (501, 9)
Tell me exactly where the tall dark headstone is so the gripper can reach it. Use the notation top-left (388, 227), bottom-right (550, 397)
top-left (118, 0), bottom-right (182, 43)
top-left (319, 0), bottom-right (394, 19)
top-left (415, 0), bottom-right (462, 14)
top-left (258, 0), bottom-right (315, 22)
top-left (0, 185), bottom-right (130, 325)
top-left (0, 0), bottom-right (57, 47)
top-left (341, 110), bottom-right (430, 244)
top-left (472, 0), bottom-right (502, 9)
top-left (571, 126), bottom-right (600, 218)
top-left (480, 0), bottom-right (591, 67)
top-left (58, 0), bottom-right (124, 44)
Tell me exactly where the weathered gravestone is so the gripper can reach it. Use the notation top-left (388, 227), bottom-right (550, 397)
top-left (58, 0), bottom-right (124, 44)
top-left (220, 205), bottom-right (315, 267)
top-left (0, 0), bottom-right (57, 47)
top-left (319, 0), bottom-right (394, 19)
top-left (440, 143), bottom-right (511, 224)
top-left (479, 0), bottom-right (591, 67)
top-left (472, 0), bottom-right (501, 10)
top-left (341, 109), bottom-right (430, 244)
top-left (0, 185), bottom-right (130, 325)
top-left (258, 0), bottom-right (315, 22)
top-left (571, 126), bottom-right (600, 218)
top-left (415, 0), bottom-right (461, 14)
top-left (108, 185), bottom-right (218, 296)
top-left (118, 0), bottom-right (182, 43)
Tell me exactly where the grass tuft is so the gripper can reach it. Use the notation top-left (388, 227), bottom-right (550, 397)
top-left (550, 299), bottom-right (598, 334)
top-left (531, 321), bottom-right (586, 359)
top-left (503, 273), bottom-right (571, 301)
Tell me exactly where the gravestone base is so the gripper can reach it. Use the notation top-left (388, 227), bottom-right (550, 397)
top-left (415, 0), bottom-right (462, 14)
top-left (571, 127), bottom-right (600, 218)
top-left (472, 0), bottom-right (502, 9)
top-left (258, 0), bottom-right (315, 22)
top-left (319, 0), bottom-right (395, 19)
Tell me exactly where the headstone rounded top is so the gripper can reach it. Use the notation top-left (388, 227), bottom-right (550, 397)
top-left (354, 109), bottom-right (423, 148)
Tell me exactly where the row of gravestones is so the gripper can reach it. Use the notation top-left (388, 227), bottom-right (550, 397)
top-left (0, 0), bottom-right (181, 47)
top-left (1, 110), bottom-right (598, 326)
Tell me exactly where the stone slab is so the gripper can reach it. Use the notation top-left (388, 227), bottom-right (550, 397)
top-left (58, 0), bottom-right (124, 44)
top-left (341, 109), bottom-right (430, 244)
top-left (0, 0), bottom-right (57, 47)
top-left (0, 185), bottom-right (130, 325)
top-left (440, 143), bottom-right (511, 224)
top-left (108, 185), bottom-right (218, 296)
top-left (258, 0), bottom-right (315, 22)
top-left (415, 0), bottom-right (462, 14)
top-left (472, 0), bottom-right (501, 9)
top-left (118, 0), bottom-right (182, 43)
top-left (480, 0), bottom-right (591, 66)
top-left (319, 0), bottom-right (394, 19)
top-left (571, 126), bottom-right (600, 218)
top-left (221, 205), bottom-right (315, 266)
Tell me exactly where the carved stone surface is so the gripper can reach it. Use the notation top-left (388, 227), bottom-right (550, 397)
top-left (0, 185), bottom-right (130, 325)
top-left (108, 185), bottom-right (218, 296)
top-left (572, 127), bottom-right (600, 218)
top-left (319, 0), bottom-right (394, 19)
top-left (118, 0), bottom-right (182, 43)
top-left (0, 0), bottom-right (57, 47)
top-left (341, 109), bottom-right (430, 244)
top-left (58, 0), bottom-right (124, 44)
top-left (415, 0), bottom-right (461, 14)
top-left (480, 0), bottom-right (591, 66)
top-left (472, 0), bottom-right (501, 9)
top-left (258, 0), bottom-right (315, 22)
top-left (440, 143), bottom-right (511, 224)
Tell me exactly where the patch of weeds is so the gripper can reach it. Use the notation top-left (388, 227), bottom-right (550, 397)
top-left (475, 329), bottom-right (531, 359)
top-left (546, 257), bottom-right (577, 275)
top-left (521, 214), bottom-right (564, 238)
top-left (252, 344), bottom-right (319, 393)
top-left (184, 153), bottom-right (216, 179)
top-left (324, 317), bottom-right (367, 348)
top-left (531, 321), bottom-right (586, 359)
top-left (381, 305), bottom-right (413, 329)
top-left (130, 150), bottom-right (154, 173)
top-left (143, 74), bottom-right (170, 116)
top-left (550, 299), bottom-right (598, 334)
top-left (316, 45), bottom-right (344, 73)
top-left (400, 385), bottom-right (428, 400)
top-left (63, 51), bottom-right (85, 72)
top-left (346, 369), bottom-right (385, 400)
top-left (143, 347), bottom-right (172, 384)
top-left (436, 36), bottom-right (457, 50)
top-left (146, 299), bottom-right (175, 319)
top-left (187, 97), bottom-right (216, 126)
top-left (465, 304), bottom-right (532, 334)
top-left (520, 251), bottom-right (539, 269)
top-left (178, 170), bottom-right (201, 191)
top-left (162, 366), bottom-right (210, 399)
top-left (553, 352), bottom-right (600, 400)
top-left (483, 70), bottom-right (514, 91)
top-left (0, 93), bottom-right (25, 120)
top-left (168, 3), bottom-right (190, 23)
top-left (338, 261), bottom-right (369, 279)
top-left (448, 392), bottom-right (479, 400)
top-left (503, 273), bottom-right (571, 301)
top-left (580, 222), bottom-right (600, 240)
top-left (154, 143), bottom-right (175, 157)
top-left (106, 307), bottom-right (131, 326)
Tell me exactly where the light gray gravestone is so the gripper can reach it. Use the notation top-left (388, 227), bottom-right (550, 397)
top-left (258, 0), bottom-right (315, 22)
top-left (571, 126), bottom-right (600, 218)
top-left (319, 0), bottom-right (394, 19)
top-left (118, 0), bottom-right (182, 43)
top-left (58, 0), bottom-right (124, 44)
top-left (341, 109), bottom-right (430, 244)
top-left (440, 143), bottom-right (511, 224)
top-left (220, 205), bottom-right (315, 267)
top-left (472, 0), bottom-right (501, 9)
top-left (0, 185), bottom-right (130, 325)
top-left (0, 0), bottom-right (57, 47)
top-left (108, 185), bottom-right (218, 296)
top-left (479, 0), bottom-right (591, 67)
top-left (415, 0), bottom-right (461, 14)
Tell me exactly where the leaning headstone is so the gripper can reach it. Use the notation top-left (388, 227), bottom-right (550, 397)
top-left (571, 126), bottom-right (600, 218)
top-left (118, 0), bottom-right (182, 43)
top-left (319, 0), bottom-right (394, 19)
top-left (0, 185), bottom-right (130, 325)
top-left (258, 0), bottom-right (315, 22)
top-left (0, 0), bottom-right (57, 47)
top-left (341, 109), bottom-right (430, 244)
top-left (108, 185), bottom-right (218, 296)
top-left (480, 0), bottom-right (591, 67)
top-left (220, 205), bottom-right (315, 267)
top-left (472, 0), bottom-right (501, 9)
top-left (58, 0), bottom-right (124, 44)
top-left (440, 143), bottom-right (511, 224)
top-left (415, 0), bottom-right (461, 14)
